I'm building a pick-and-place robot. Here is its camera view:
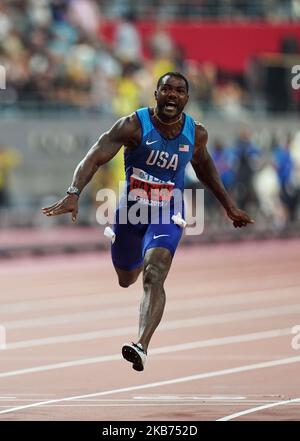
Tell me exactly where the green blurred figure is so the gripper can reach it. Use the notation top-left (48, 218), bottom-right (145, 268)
top-left (0, 146), bottom-right (21, 208)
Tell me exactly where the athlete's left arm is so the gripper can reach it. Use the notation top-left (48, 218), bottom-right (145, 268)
top-left (191, 124), bottom-right (254, 228)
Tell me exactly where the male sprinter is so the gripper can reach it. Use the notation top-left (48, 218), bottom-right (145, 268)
top-left (42, 72), bottom-right (254, 372)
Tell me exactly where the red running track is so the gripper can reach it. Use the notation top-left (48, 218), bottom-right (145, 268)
top-left (0, 239), bottom-right (300, 421)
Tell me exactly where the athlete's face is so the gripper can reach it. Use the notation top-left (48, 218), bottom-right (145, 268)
top-left (155, 75), bottom-right (189, 119)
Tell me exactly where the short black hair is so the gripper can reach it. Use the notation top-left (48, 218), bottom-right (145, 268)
top-left (157, 72), bottom-right (189, 93)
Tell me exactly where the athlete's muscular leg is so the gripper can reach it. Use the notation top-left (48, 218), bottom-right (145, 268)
top-left (137, 247), bottom-right (172, 353)
top-left (115, 266), bottom-right (142, 288)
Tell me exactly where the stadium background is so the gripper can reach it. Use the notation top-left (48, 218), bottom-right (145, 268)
top-left (0, 0), bottom-right (300, 253)
top-left (1, 0), bottom-right (300, 423)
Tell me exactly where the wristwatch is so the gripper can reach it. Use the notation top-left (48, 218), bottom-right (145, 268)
top-left (67, 186), bottom-right (80, 197)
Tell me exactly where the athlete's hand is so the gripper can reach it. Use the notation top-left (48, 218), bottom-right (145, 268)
top-left (226, 206), bottom-right (255, 228)
top-left (42, 194), bottom-right (79, 222)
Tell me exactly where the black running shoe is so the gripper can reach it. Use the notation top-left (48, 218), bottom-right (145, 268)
top-left (122, 342), bottom-right (147, 371)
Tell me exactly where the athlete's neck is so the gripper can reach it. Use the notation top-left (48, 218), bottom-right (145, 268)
top-left (153, 108), bottom-right (183, 126)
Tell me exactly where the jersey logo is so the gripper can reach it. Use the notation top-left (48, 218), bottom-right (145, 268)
top-left (153, 234), bottom-right (170, 239)
top-left (146, 140), bottom-right (158, 145)
top-left (146, 150), bottom-right (178, 170)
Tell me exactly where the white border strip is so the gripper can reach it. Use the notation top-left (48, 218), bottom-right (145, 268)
top-left (0, 355), bottom-right (300, 416)
top-left (217, 397), bottom-right (300, 421)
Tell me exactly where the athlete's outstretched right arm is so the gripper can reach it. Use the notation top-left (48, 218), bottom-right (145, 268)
top-left (42, 114), bottom-right (139, 221)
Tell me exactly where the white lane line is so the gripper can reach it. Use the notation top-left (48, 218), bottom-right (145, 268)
top-left (5, 301), bottom-right (300, 349)
top-left (6, 326), bottom-right (138, 349)
top-left (217, 397), bottom-right (300, 421)
top-left (0, 255), bottom-right (111, 276)
top-left (0, 399), bottom-right (280, 404)
top-left (0, 327), bottom-right (292, 378)
top-left (0, 394), bottom-right (57, 396)
top-left (0, 290), bottom-right (130, 314)
top-left (2, 301), bottom-right (300, 330)
top-left (3, 305), bottom-right (137, 330)
top-left (0, 353), bottom-right (120, 378)
top-left (0, 403), bottom-right (294, 408)
top-left (1, 284), bottom-right (298, 315)
top-left (1, 355), bottom-right (300, 416)
top-left (0, 403), bottom-right (288, 408)
top-left (4, 288), bottom-right (298, 330)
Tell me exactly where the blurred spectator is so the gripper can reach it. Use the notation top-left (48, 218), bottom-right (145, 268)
top-left (253, 150), bottom-right (285, 229)
top-left (290, 130), bottom-right (300, 186)
top-left (292, 0), bottom-right (300, 19)
top-left (211, 138), bottom-right (236, 191)
top-left (113, 12), bottom-right (142, 64)
top-left (112, 63), bottom-right (140, 115)
top-left (0, 3), bottom-right (12, 42)
top-left (151, 57), bottom-right (176, 85)
top-left (232, 128), bottom-right (260, 212)
top-left (67, 0), bottom-right (102, 38)
top-left (206, 138), bottom-right (236, 222)
top-left (51, 0), bottom-right (70, 23)
top-left (214, 80), bottom-right (248, 120)
top-left (272, 134), bottom-right (300, 224)
top-left (28, 0), bottom-right (52, 28)
top-left (148, 21), bottom-right (174, 60)
top-left (0, 146), bottom-right (21, 208)
top-left (187, 61), bottom-right (217, 113)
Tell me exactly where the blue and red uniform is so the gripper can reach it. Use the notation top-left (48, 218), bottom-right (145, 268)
top-left (111, 107), bottom-right (196, 271)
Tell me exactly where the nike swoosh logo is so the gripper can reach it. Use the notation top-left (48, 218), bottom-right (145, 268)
top-left (146, 140), bottom-right (158, 145)
top-left (153, 234), bottom-right (170, 239)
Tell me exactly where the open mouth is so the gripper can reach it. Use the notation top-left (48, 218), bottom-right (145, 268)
top-left (164, 101), bottom-right (177, 111)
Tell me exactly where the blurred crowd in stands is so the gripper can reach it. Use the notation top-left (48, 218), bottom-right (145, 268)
top-left (101, 0), bottom-right (300, 21)
top-left (1, 0), bottom-right (299, 116)
top-left (197, 128), bottom-right (300, 231)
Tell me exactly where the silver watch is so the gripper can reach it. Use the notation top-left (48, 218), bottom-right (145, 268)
top-left (67, 186), bottom-right (80, 197)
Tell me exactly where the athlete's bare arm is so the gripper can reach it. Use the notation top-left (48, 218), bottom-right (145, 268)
top-left (42, 114), bottom-right (141, 221)
top-left (191, 124), bottom-right (254, 228)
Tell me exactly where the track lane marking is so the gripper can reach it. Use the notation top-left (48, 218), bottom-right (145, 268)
top-left (217, 397), bottom-right (300, 421)
top-left (1, 284), bottom-right (298, 315)
top-left (5, 302), bottom-right (300, 348)
top-left (2, 302), bottom-right (300, 331)
top-left (0, 355), bottom-right (300, 416)
top-left (4, 289), bottom-right (300, 330)
top-left (0, 327), bottom-right (292, 378)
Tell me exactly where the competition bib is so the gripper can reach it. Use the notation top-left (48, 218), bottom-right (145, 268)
top-left (128, 168), bottom-right (174, 207)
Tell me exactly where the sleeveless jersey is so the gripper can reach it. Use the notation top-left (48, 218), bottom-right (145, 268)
top-left (124, 107), bottom-right (196, 207)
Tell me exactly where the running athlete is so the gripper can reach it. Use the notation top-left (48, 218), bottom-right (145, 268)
top-left (42, 72), bottom-right (254, 372)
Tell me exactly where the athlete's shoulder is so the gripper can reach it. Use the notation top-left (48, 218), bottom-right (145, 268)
top-left (193, 121), bottom-right (208, 143)
top-left (194, 120), bottom-right (203, 127)
top-left (107, 112), bottom-right (141, 148)
top-left (119, 111), bottom-right (140, 127)
top-left (112, 112), bottom-right (140, 134)
top-left (185, 114), bottom-right (206, 131)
